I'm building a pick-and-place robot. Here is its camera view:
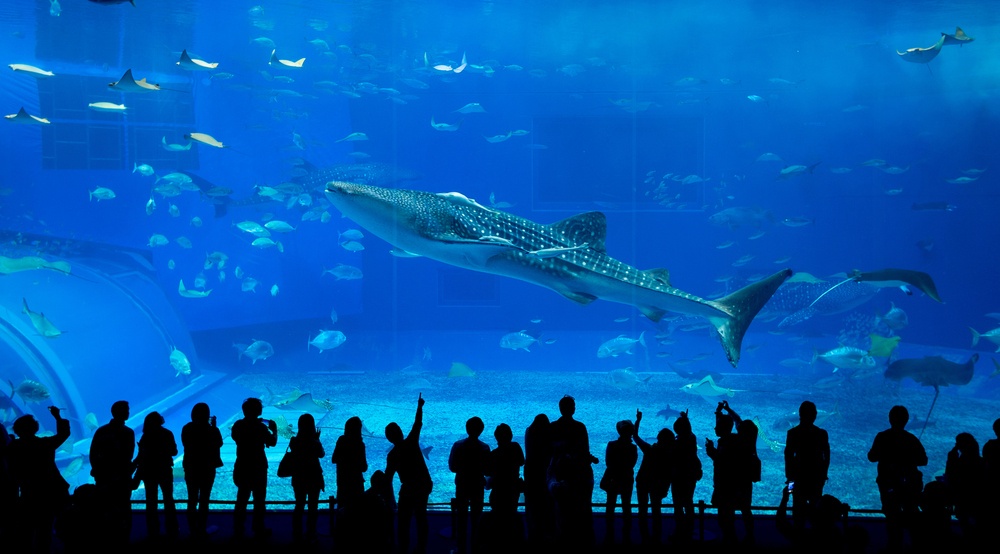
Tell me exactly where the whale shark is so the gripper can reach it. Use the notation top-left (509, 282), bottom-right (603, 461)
top-left (324, 180), bottom-right (792, 367)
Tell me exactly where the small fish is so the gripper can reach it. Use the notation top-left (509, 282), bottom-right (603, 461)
top-left (270, 284), bottom-right (279, 296)
top-left (243, 340), bottom-right (275, 363)
top-left (340, 240), bottom-right (365, 252)
top-left (655, 404), bottom-right (682, 420)
top-left (22, 298), bottom-right (61, 337)
top-left (878, 302), bottom-right (909, 331)
top-left (89, 187), bottom-right (116, 201)
top-left (781, 217), bottom-right (814, 227)
top-left (946, 176), bottom-right (978, 184)
top-left (88, 102), bottom-right (127, 113)
top-left (747, 94), bottom-right (766, 104)
top-left (336, 132), bottom-right (368, 143)
top-left (242, 277), bottom-right (259, 292)
top-left (322, 264), bottom-right (363, 280)
top-left (597, 332), bottom-right (646, 358)
top-left (609, 368), bottom-right (651, 389)
top-left (148, 234), bottom-right (169, 247)
top-left (133, 163), bottom-right (155, 176)
top-left (169, 347), bottom-right (192, 377)
top-left (308, 329), bottom-right (346, 352)
top-left (10, 378), bottom-right (50, 404)
top-left (499, 330), bottom-right (538, 352)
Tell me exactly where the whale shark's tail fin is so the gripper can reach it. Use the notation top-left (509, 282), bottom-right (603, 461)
top-left (708, 268), bottom-right (793, 366)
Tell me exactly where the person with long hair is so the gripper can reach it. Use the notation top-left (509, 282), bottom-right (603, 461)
top-left (135, 411), bottom-right (178, 539)
top-left (289, 413), bottom-right (325, 544)
top-left (181, 402), bottom-right (223, 539)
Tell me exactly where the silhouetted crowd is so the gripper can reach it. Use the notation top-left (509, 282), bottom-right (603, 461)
top-left (0, 394), bottom-right (998, 553)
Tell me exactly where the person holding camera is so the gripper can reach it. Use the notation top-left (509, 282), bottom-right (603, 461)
top-left (231, 397), bottom-right (278, 539)
top-left (7, 406), bottom-right (71, 552)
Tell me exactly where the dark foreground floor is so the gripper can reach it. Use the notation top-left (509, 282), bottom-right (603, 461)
top-left (33, 507), bottom-right (916, 553)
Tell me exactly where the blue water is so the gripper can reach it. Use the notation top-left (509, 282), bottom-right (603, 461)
top-left (0, 1), bottom-right (998, 510)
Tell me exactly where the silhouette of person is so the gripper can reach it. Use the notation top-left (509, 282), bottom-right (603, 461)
top-left (784, 400), bottom-right (830, 531)
top-left (0, 421), bottom-right (14, 542)
top-left (944, 432), bottom-right (986, 542)
top-left (135, 411), bottom-right (178, 539)
top-left (867, 405), bottom-right (927, 551)
top-left (89, 400), bottom-right (135, 547)
top-left (916, 479), bottom-right (955, 548)
top-left (357, 469), bottom-right (395, 554)
top-left (523, 413), bottom-right (553, 547)
top-left (385, 393), bottom-right (432, 554)
top-left (547, 395), bottom-right (598, 549)
top-left (449, 415), bottom-right (490, 554)
top-left (289, 413), bottom-right (325, 544)
top-left (718, 401), bottom-right (758, 544)
top-left (775, 482), bottom-right (850, 550)
top-left (231, 397), bottom-right (278, 539)
top-left (7, 406), bottom-right (70, 552)
top-left (600, 418), bottom-right (637, 545)
top-left (56, 482), bottom-right (102, 552)
top-left (706, 402), bottom-right (741, 544)
top-left (633, 409), bottom-right (673, 546)
top-left (332, 415), bottom-right (368, 514)
top-left (484, 422), bottom-right (524, 552)
top-left (332, 415), bottom-right (368, 549)
top-left (983, 418), bottom-right (1000, 522)
top-left (670, 410), bottom-right (702, 545)
top-left (181, 402), bottom-right (223, 539)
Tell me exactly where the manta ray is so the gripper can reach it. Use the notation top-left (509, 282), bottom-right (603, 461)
top-left (885, 353), bottom-right (977, 388)
top-left (886, 352), bottom-right (977, 436)
top-left (849, 268), bottom-right (942, 303)
top-left (897, 34), bottom-right (945, 63)
top-left (109, 69), bottom-right (160, 92)
top-left (324, 181), bottom-right (792, 367)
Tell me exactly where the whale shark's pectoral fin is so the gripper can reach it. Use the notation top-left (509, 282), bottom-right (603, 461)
top-left (639, 306), bottom-right (668, 322)
top-left (559, 290), bottom-right (598, 305)
top-left (548, 212), bottom-right (608, 252)
top-left (850, 268), bottom-right (942, 303)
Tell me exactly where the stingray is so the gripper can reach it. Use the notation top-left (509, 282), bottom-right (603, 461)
top-left (109, 69), bottom-right (160, 92)
top-left (885, 353), bottom-right (977, 437)
top-left (177, 49), bottom-right (218, 71)
top-left (272, 391), bottom-right (334, 412)
top-left (679, 375), bottom-right (740, 398)
top-left (5, 107), bottom-right (50, 125)
top-left (849, 268), bottom-right (942, 303)
top-left (185, 132), bottom-right (225, 148)
top-left (897, 35), bottom-right (945, 63)
top-left (941, 27), bottom-right (974, 47)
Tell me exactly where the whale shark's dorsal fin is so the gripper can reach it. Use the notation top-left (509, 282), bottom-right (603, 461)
top-left (549, 212), bottom-right (607, 252)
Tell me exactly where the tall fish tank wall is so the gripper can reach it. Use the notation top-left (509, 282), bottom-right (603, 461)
top-left (0, 1), bottom-right (998, 511)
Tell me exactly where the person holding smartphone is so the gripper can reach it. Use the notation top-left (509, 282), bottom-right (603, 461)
top-left (231, 397), bottom-right (278, 538)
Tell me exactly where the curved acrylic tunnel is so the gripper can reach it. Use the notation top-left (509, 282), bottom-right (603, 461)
top-left (0, 239), bottom-right (242, 479)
